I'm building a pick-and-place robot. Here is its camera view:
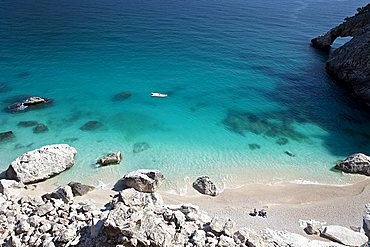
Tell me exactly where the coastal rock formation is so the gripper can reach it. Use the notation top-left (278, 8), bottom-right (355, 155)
top-left (311, 4), bottom-right (370, 105)
top-left (335, 153), bottom-right (370, 176)
top-left (42, 185), bottom-right (74, 204)
top-left (320, 225), bottom-right (368, 246)
top-left (0, 180), bottom-right (365, 247)
top-left (0, 131), bottom-right (15, 142)
top-left (364, 204), bottom-right (370, 238)
top-left (0, 179), bottom-right (24, 198)
top-left (192, 176), bottom-right (218, 196)
top-left (6, 144), bottom-right (77, 184)
top-left (122, 169), bottom-right (164, 193)
top-left (97, 152), bottom-right (122, 166)
top-left (68, 182), bottom-right (95, 197)
top-left (6, 96), bottom-right (53, 112)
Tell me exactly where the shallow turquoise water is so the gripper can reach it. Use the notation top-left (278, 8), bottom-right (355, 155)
top-left (0, 0), bottom-right (369, 192)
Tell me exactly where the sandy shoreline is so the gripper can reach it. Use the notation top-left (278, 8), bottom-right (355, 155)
top-left (25, 175), bottom-right (370, 239)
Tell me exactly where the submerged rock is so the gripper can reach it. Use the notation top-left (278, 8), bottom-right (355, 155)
top-left (80, 121), bottom-right (103, 131)
top-left (311, 4), bottom-right (370, 105)
top-left (192, 176), bottom-right (218, 196)
top-left (335, 153), bottom-right (370, 176)
top-left (32, 123), bottom-right (48, 133)
top-left (0, 131), bottom-right (15, 142)
top-left (97, 152), bottom-right (122, 166)
top-left (112, 91), bottom-right (132, 102)
top-left (122, 169), bottom-right (164, 193)
top-left (276, 137), bottom-right (289, 145)
top-left (0, 83), bottom-right (10, 93)
top-left (17, 121), bottom-right (38, 128)
top-left (248, 143), bottom-right (261, 150)
top-left (284, 151), bottom-right (295, 157)
top-left (6, 144), bottom-right (77, 184)
top-left (6, 96), bottom-right (53, 113)
top-left (133, 142), bottom-right (150, 153)
top-left (68, 182), bottom-right (95, 196)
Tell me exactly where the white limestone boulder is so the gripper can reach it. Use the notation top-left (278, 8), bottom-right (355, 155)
top-left (6, 144), bottom-right (77, 184)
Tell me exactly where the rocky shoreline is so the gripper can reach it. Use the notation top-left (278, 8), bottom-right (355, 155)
top-left (311, 4), bottom-right (370, 106)
top-left (1, 144), bottom-right (370, 246)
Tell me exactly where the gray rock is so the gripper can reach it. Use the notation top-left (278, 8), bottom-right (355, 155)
top-left (6, 144), bottom-right (77, 184)
top-left (364, 204), bottom-right (370, 238)
top-left (335, 153), bottom-right (370, 176)
top-left (218, 235), bottom-right (236, 247)
top-left (0, 179), bottom-right (24, 198)
top-left (209, 217), bottom-right (235, 237)
top-left (112, 91), bottom-right (132, 102)
top-left (43, 185), bottom-right (74, 203)
top-left (192, 176), bottom-right (218, 196)
top-left (55, 228), bottom-right (76, 243)
top-left (97, 151), bottom-right (122, 166)
top-left (122, 169), bottom-right (164, 193)
top-left (311, 4), bottom-right (370, 105)
top-left (320, 225), bottom-right (368, 246)
top-left (191, 230), bottom-right (206, 246)
top-left (68, 182), bottom-right (95, 196)
top-left (37, 203), bottom-right (54, 216)
top-left (115, 188), bottom-right (163, 208)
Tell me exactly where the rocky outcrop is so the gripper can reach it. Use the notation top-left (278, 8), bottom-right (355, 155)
top-left (121, 169), bottom-right (164, 193)
top-left (311, 4), bottom-right (370, 105)
top-left (0, 179), bottom-right (24, 199)
top-left (335, 153), bottom-right (370, 176)
top-left (6, 144), bottom-right (77, 184)
top-left (364, 204), bottom-right (370, 239)
top-left (33, 123), bottom-right (49, 133)
top-left (68, 182), bottom-right (95, 197)
top-left (192, 176), bottom-right (218, 196)
top-left (42, 185), bottom-right (74, 204)
top-left (6, 96), bottom-right (53, 112)
top-left (97, 152), bottom-right (122, 166)
top-left (320, 225), bottom-right (368, 246)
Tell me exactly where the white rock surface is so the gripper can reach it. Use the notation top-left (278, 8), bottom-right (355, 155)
top-left (320, 225), bottom-right (368, 246)
top-left (122, 169), bottom-right (164, 192)
top-left (6, 144), bottom-right (77, 184)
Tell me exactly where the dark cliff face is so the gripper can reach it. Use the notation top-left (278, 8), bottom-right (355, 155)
top-left (311, 4), bottom-right (370, 106)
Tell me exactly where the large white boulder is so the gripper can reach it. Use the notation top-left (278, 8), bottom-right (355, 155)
top-left (320, 225), bottom-right (368, 246)
top-left (6, 144), bottom-right (77, 184)
top-left (121, 169), bottom-right (164, 193)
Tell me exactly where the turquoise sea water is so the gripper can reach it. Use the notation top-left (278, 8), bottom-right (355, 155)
top-left (0, 0), bottom-right (369, 193)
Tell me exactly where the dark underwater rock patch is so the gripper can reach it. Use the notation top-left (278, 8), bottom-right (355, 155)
top-left (33, 124), bottom-right (49, 133)
top-left (248, 143), bottom-right (261, 150)
top-left (17, 121), bottom-right (39, 128)
top-left (223, 110), bottom-right (306, 141)
top-left (284, 151), bottom-right (295, 157)
top-left (0, 83), bottom-right (10, 93)
top-left (133, 142), bottom-right (150, 153)
top-left (64, 137), bottom-right (79, 143)
top-left (80, 121), bottom-right (103, 131)
top-left (276, 138), bottom-right (289, 145)
top-left (15, 71), bottom-right (31, 78)
top-left (112, 91), bottom-right (132, 102)
top-left (0, 131), bottom-right (15, 142)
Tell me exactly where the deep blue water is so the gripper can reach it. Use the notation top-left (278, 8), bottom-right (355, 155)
top-left (0, 0), bottom-right (369, 192)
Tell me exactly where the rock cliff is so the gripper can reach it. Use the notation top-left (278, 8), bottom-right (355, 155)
top-left (311, 4), bottom-right (370, 105)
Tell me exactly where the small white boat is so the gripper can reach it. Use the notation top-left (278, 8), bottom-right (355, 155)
top-left (151, 92), bottom-right (168, 98)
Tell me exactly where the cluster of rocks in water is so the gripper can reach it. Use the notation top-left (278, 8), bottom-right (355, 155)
top-left (0, 144), bottom-right (369, 246)
top-left (311, 4), bottom-right (370, 106)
